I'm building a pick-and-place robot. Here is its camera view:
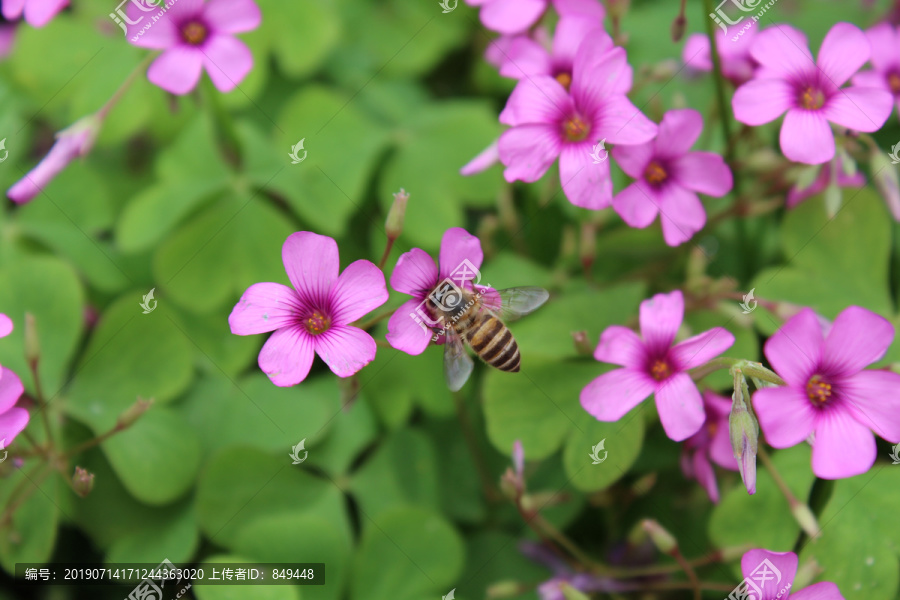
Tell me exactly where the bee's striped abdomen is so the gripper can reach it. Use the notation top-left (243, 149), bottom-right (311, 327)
top-left (465, 315), bottom-right (521, 372)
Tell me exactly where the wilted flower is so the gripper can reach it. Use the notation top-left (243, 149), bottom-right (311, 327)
top-left (229, 232), bottom-right (388, 387)
top-left (853, 23), bottom-right (900, 118)
top-left (128, 0), bottom-right (261, 95)
top-left (753, 306), bottom-right (900, 479)
top-left (732, 22), bottom-right (893, 164)
top-left (682, 23), bottom-right (757, 85)
top-left (611, 108), bottom-right (733, 246)
top-left (465, 0), bottom-right (603, 35)
top-left (738, 549), bottom-right (846, 600)
top-left (0, 314), bottom-right (29, 447)
top-left (681, 391), bottom-right (737, 503)
top-left (580, 290), bottom-right (735, 441)
top-left (1, 0), bottom-right (68, 27)
top-left (386, 228), bottom-right (483, 355)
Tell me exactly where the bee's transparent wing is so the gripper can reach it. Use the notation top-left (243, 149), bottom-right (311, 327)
top-left (443, 327), bottom-right (474, 392)
top-left (482, 286), bottom-right (549, 322)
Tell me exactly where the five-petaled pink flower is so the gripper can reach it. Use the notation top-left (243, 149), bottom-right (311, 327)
top-left (753, 306), bottom-right (900, 479)
top-left (1, 0), bottom-right (67, 27)
top-left (581, 290), bottom-right (735, 441)
top-left (498, 36), bottom-right (657, 210)
top-left (612, 108), bottom-right (733, 246)
top-left (386, 228), bottom-right (483, 356)
top-left (683, 23), bottom-right (757, 85)
top-left (0, 314), bottom-right (29, 447)
top-left (681, 391), bottom-right (737, 503)
top-left (737, 549), bottom-right (846, 600)
top-left (732, 22), bottom-right (893, 165)
top-left (128, 0), bottom-right (261, 95)
top-left (853, 23), bottom-right (900, 118)
top-left (229, 232), bottom-right (388, 387)
top-left (464, 0), bottom-right (603, 35)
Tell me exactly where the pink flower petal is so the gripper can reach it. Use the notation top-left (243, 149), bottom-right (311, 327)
top-left (593, 325), bottom-right (646, 369)
top-left (753, 386), bottom-right (817, 448)
top-left (710, 424), bottom-right (737, 470)
top-left (655, 109), bottom-right (703, 159)
top-left (658, 185), bottom-right (706, 246)
top-left (817, 22), bottom-right (870, 87)
top-left (841, 370), bottom-right (900, 443)
top-left (0, 407), bottom-right (29, 447)
top-left (499, 76), bottom-right (570, 127)
top-left (282, 232), bottom-right (339, 306)
top-left (499, 124), bottom-right (563, 183)
top-left (147, 46), bottom-right (205, 95)
top-left (639, 290), bottom-right (683, 354)
top-left (552, 0), bottom-right (604, 18)
top-left (595, 95), bottom-right (658, 145)
top-left (479, 0), bottom-right (546, 35)
top-left (229, 282), bottom-right (299, 335)
top-left (791, 582), bottom-right (847, 600)
top-left (612, 181), bottom-right (660, 228)
top-left (764, 308), bottom-right (824, 387)
top-left (812, 408), bottom-right (876, 479)
top-left (821, 306), bottom-right (893, 376)
top-left (23, 0), bottom-right (68, 27)
top-left (780, 109), bottom-right (835, 165)
top-left (823, 86), bottom-right (893, 133)
top-left (671, 327), bottom-right (735, 370)
top-left (258, 327), bottom-right (315, 387)
top-left (439, 227), bottom-right (484, 281)
top-left (749, 24), bottom-right (814, 77)
top-left (559, 143), bottom-right (613, 209)
top-left (551, 17), bottom-right (603, 69)
top-left (329, 260), bottom-right (388, 325)
top-left (0, 367), bottom-right (24, 414)
top-left (580, 368), bottom-right (656, 422)
top-left (203, 0), bottom-right (261, 34)
top-left (386, 298), bottom-right (433, 356)
top-left (1, 0), bottom-right (24, 20)
top-left (499, 37), bottom-right (551, 79)
top-left (692, 449), bottom-right (719, 503)
top-left (732, 78), bottom-right (794, 126)
top-left (851, 69), bottom-right (888, 92)
top-left (571, 35), bottom-right (626, 104)
top-left (0, 314), bottom-right (13, 338)
top-left (7, 129), bottom-right (92, 204)
top-left (315, 325), bottom-right (377, 378)
top-left (460, 139), bottom-right (500, 176)
top-left (611, 140), bottom-right (654, 179)
top-left (671, 152), bottom-right (733, 197)
top-left (864, 23), bottom-right (900, 74)
top-left (201, 35), bottom-right (254, 92)
top-left (682, 33), bottom-right (712, 71)
top-left (740, 550), bottom-right (797, 598)
top-left (390, 248), bottom-right (438, 296)
top-left (654, 372), bottom-right (704, 441)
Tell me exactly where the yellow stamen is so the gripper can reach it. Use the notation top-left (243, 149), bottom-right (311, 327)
top-left (562, 114), bottom-right (590, 142)
top-left (799, 86), bottom-right (825, 110)
top-left (806, 374), bottom-right (833, 405)
top-left (304, 311), bottom-right (331, 335)
top-left (644, 160), bottom-right (668, 185)
top-left (182, 21), bottom-right (208, 45)
top-left (555, 72), bottom-right (572, 91)
top-left (650, 359), bottom-right (672, 381)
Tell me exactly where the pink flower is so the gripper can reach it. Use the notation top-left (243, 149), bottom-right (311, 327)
top-left (737, 549), bottom-right (845, 600)
top-left (229, 232), bottom-right (388, 387)
top-left (386, 227), bottom-right (483, 355)
top-left (7, 117), bottom-right (98, 204)
top-left (460, 139), bottom-right (500, 176)
top-left (465, 0), bottom-right (603, 36)
top-left (853, 23), bottom-right (900, 117)
top-left (787, 157), bottom-right (865, 208)
top-left (580, 290), bottom-right (735, 441)
top-left (128, 0), bottom-right (261, 95)
top-left (754, 307), bottom-right (900, 479)
top-left (612, 108), bottom-right (733, 246)
top-left (1, 0), bottom-right (67, 27)
top-left (498, 36), bottom-right (656, 210)
top-left (682, 24), bottom-right (757, 85)
top-left (732, 22), bottom-right (893, 165)
top-left (0, 23), bottom-right (16, 58)
top-left (0, 314), bottom-right (29, 447)
top-left (681, 391), bottom-right (737, 503)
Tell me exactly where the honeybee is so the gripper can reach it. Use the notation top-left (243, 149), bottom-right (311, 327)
top-left (414, 279), bottom-right (549, 391)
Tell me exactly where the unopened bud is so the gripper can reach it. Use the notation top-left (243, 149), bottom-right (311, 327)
top-left (627, 519), bottom-right (649, 546)
top-left (117, 397), bottom-right (153, 429)
top-left (572, 331), bottom-right (593, 356)
top-left (729, 373), bottom-right (758, 495)
top-left (511, 440), bottom-right (524, 477)
top-left (671, 14), bottom-right (686, 42)
top-left (385, 188), bottom-right (409, 240)
top-left (560, 583), bottom-right (591, 600)
top-left (24, 312), bottom-right (40, 366)
top-left (72, 466), bottom-right (95, 498)
top-left (871, 151), bottom-right (900, 220)
top-left (642, 519), bottom-right (677, 554)
top-left (499, 467), bottom-right (520, 500)
top-left (487, 580), bottom-right (525, 598)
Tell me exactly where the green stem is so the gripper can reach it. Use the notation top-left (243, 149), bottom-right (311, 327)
top-left (758, 447), bottom-right (821, 538)
top-left (96, 53), bottom-right (156, 121)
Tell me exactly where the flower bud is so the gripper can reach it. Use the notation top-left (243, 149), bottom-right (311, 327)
top-left (572, 331), bottom-right (593, 356)
top-left (729, 374), bottom-right (758, 495)
top-left (385, 188), bottom-right (409, 240)
top-left (24, 312), bottom-right (40, 367)
top-left (499, 467), bottom-right (519, 500)
top-left (511, 440), bottom-right (524, 478)
top-left (642, 519), bottom-right (677, 554)
top-left (72, 466), bottom-right (95, 498)
top-left (117, 397), bottom-right (153, 429)
top-left (871, 151), bottom-right (900, 220)
top-left (671, 14), bottom-right (686, 42)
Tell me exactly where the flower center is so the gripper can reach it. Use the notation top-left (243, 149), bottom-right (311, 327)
top-left (304, 310), bottom-right (331, 335)
top-left (555, 71), bottom-right (572, 91)
top-left (806, 374), bottom-right (833, 405)
top-left (798, 86), bottom-right (825, 110)
top-left (643, 160), bottom-right (668, 185)
top-left (650, 359), bottom-right (672, 382)
top-left (889, 72), bottom-right (900, 95)
top-left (181, 21), bottom-right (208, 45)
top-left (706, 420), bottom-right (719, 438)
top-left (562, 114), bottom-right (590, 142)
